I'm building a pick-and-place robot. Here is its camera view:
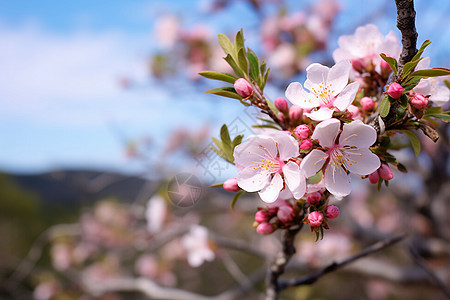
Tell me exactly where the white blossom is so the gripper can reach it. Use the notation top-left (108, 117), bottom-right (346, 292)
top-left (181, 225), bottom-right (215, 267)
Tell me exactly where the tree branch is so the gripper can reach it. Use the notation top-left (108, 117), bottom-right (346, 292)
top-left (395, 0), bottom-right (418, 70)
top-left (278, 233), bottom-right (406, 289)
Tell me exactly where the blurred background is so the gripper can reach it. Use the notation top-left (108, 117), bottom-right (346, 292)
top-left (0, 0), bottom-right (449, 299)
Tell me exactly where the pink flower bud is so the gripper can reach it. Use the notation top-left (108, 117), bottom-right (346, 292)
top-left (308, 211), bottom-right (324, 227)
top-left (368, 171), bottom-right (379, 184)
top-left (380, 59), bottom-right (391, 71)
top-left (410, 93), bottom-right (428, 110)
top-left (387, 83), bottom-right (404, 99)
top-left (256, 222), bottom-right (274, 235)
top-left (294, 124), bottom-right (310, 139)
top-left (283, 130), bottom-right (293, 136)
top-left (275, 97), bottom-right (288, 112)
top-left (289, 105), bottom-right (303, 121)
top-left (378, 164), bottom-right (393, 181)
top-left (351, 58), bottom-right (366, 73)
top-left (277, 205), bottom-right (294, 223)
top-left (223, 178), bottom-right (240, 192)
top-left (326, 205), bottom-right (340, 219)
top-left (299, 139), bottom-right (313, 150)
top-left (306, 192), bottom-right (322, 204)
top-left (278, 112), bottom-right (285, 122)
top-left (255, 210), bottom-right (271, 223)
top-left (360, 97), bottom-right (374, 111)
top-left (234, 78), bottom-right (253, 98)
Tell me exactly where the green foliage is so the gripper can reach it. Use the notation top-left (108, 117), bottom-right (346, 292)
top-left (379, 96), bottom-right (391, 118)
top-left (231, 190), bottom-right (245, 210)
top-left (209, 124), bottom-right (244, 164)
top-left (205, 87), bottom-right (242, 100)
top-left (198, 71), bottom-right (237, 84)
top-left (408, 67), bottom-right (450, 78)
top-left (380, 53), bottom-right (397, 75)
top-left (423, 106), bottom-right (450, 122)
top-left (401, 130), bottom-right (421, 156)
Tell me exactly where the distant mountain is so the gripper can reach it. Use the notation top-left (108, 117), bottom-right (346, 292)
top-left (4, 170), bottom-right (158, 207)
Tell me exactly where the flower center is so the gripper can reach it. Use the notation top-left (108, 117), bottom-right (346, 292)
top-left (311, 82), bottom-right (336, 108)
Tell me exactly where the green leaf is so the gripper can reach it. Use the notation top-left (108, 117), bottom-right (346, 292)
top-left (401, 129), bottom-right (421, 156)
top-left (377, 177), bottom-right (382, 191)
top-left (380, 53), bottom-right (397, 75)
top-left (206, 86), bottom-right (242, 100)
top-left (266, 98), bottom-right (279, 115)
top-left (396, 107), bottom-right (406, 120)
top-left (235, 29), bottom-right (245, 54)
top-left (217, 33), bottom-right (234, 56)
top-left (211, 137), bottom-right (222, 149)
top-left (399, 94), bottom-right (408, 109)
top-left (237, 48), bottom-right (248, 75)
top-left (409, 68), bottom-right (450, 78)
top-left (220, 124), bottom-right (232, 153)
top-left (231, 190), bottom-right (244, 210)
top-left (262, 67), bottom-right (270, 90)
top-left (396, 162), bottom-right (408, 173)
top-left (402, 57), bottom-right (423, 78)
top-left (428, 113), bottom-right (450, 122)
top-left (379, 96), bottom-right (391, 118)
top-left (444, 80), bottom-right (450, 90)
top-left (231, 134), bottom-right (243, 149)
top-left (424, 106), bottom-right (443, 116)
top-left (411, 40), bottom-right (431, 62)
top-left (210, 183), bottom-right (224, 188)
top-left (247, 50), bottom-right (260, 83)
top-left (402, 76), bottom-right (422, 92)
top-left (252, 124), bottom-right (281, 130)
top-left (198, 71), bottom-right (237, 84)
top-left (308, 171), bottom-right (323, 185)
top-left (224, 54), bottom-right (244, 78)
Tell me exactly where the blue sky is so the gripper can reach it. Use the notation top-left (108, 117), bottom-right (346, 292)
top-left (0, 0), bottom-right (448, 177)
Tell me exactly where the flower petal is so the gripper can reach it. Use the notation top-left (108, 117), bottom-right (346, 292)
top-left (274, 132), bottom-right (300, 160)
top-left (339, 120), bottom-right (377, 148)
top-left (233, 135), bottom-right (277, 167)
top-left (258, 173), bottom-right (283, 203)
top-left (305, 107), bottom-right (334, 121)
top-left (333, 81), bottom-right (360, 111)
top-left (344, 148), bottom-right (380, 175)
top-left (300, 149), bottom-right (328, 178)
top-left (327, 60), bottom-right (352, 96)
top-left (311, 118), bottom-right (341, 148)
top-left (429, 85), bottom-right (450, 106)
top-left (283, 161), bottom-right (306, 198)
top-left (285, 82), bottom-right (320, 108)
top-left (237, 166), bottom-right (270, 192)
top-left (324, 165), bottom-right (351, 197)
top-left (304, 63), bottom-right (329, 90)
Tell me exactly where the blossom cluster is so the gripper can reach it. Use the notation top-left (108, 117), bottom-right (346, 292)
top-left (212, 24), bottom-right (449, 236)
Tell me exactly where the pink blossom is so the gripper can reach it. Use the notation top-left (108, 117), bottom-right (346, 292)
top-left (360, 97), bottom-right (374, 111)
top-left (301, 119), bottom-right (380, 197)
top-left (300, 139), bottom-right (313, 150)
top-left (378, 164), bottom-right (394, 181)
top-left (181, 225), bottom-right (215, 267)
top-left (255, 210), bottom-right (273, 223)
top-left (412, 57), bottom-right (450, 106)
top-left (234, 78), bottom-right (253, 98)
top-left (275, 97), bottom-right (289, 112)
top-left (277, 205), bottom-right (295, 223)
top-left (256, 222), bottom-right (275, 235)
top-left (410, 94), bottom-right (428, 110)
top-left (145, 195), bottom-right (167, 234)
top-left (387, 83), bottom-right (404, 99)
top-left (285, 60), bottom-right (360, 121)
top-left (306, 191), bottom-right (322, 204)
top-left (326, 205), bottom-right (340, 219)
top-left (223, 178), bottom-right (240, 192)
top-left (368, 171), bottom-right (380, 184)
top-left (294, 124), bottom-right (310, 139)
top-left (289, 105), bottom-right (303, 121)
top-left (308, 211), bottom-right (324, 227)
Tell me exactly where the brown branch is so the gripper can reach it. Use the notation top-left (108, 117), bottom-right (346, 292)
top-left (265, 224), bottom-right (303, 300)
top-left (278, 233), bottom-right (406, 289)
top-left (395, 0), bottom-right (418, 70)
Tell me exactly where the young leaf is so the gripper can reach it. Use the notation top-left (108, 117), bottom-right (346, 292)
top-left (380, 53), bottom-right (397, 75)
top-left (220, 124), bottom-right (232, 154)
top-left (247, 50), bottom-right (260, 83)
top-left (424, 106), bottom-right (443, 116)
top-left (402, 57), bottom-right (423, 78)
top-left (199, 71), bottom-right (237, 84)
top-left (218, 33), bottom-right (234, 56)
top-left (231, 134), bottom-right (243, 150)
top-left (237, 48), bottom-right (248, 75)
top-left (231, 190), bottom-right (244, 210)
top-left (252, 124), bottom-right (281, 130)
top-left (234, 29), bottom-right (245, 54)
top-left (206, 87), bottom-right (242, 100)
top-left (210, 183), bottom-right (224, 188)
top-left (411, 40), bottom-right (431, 62)
top-left (409, 68), bottom-right (450, 78)
top-left (224, 54), bottom-right (245, 78)
top-left (379, 96), bottom-right (391, 118)
top-left (401, 129), bottom-right (421, 156)
top-left (444, 80), bottom-right (450, 90)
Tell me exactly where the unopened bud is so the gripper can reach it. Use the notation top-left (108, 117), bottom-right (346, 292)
top-left (410, 93), bottom-right (428, 110)
top-left (360, 97), bottom-right (374, 111)
top-left (234, 78), bottom-right (253, 98)
top-left (308, 211), bottom-right (324, 227)
top-left (256, 222), bottom-right (275, 235)
top-left (289, 105), bottom-right (303, 121)
top-left (380, 59), bottom-right (391, 71)
top-left (223, 178), bottom-right (240, 192)
top-left (306, 192), bottom-right (322, 204)
top-left (277, 205), bottom-right (294, 223)
top-left (294, 124), bottom-right (310, 139)
top-left (255, 210), bottom-right (271, 223)
top-left (351, 58), bottom-right (366, 73)
top-left (325, 205), bottom-right (340, 219)
top-left (387, 83), bottom-right (404, 99)
top-left (275, 97), bottom-right (289, 112)
top-left (368, 171), bottom-right (379, 184)
top-left (299, 139), bottom-right (313, 150)
top-left (278, 112), bottom-right (285, 122)
top-left (378, 164), bottom-right (393, 181)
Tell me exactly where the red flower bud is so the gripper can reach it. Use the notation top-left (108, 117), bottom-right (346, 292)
top-left (387, 83), bottom-right (404, 99)
top-left (234, 78), bottom-right (253, 98)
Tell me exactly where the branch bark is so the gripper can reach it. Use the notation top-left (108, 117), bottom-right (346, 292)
top-left (395, 0), bottom-right (418, 70)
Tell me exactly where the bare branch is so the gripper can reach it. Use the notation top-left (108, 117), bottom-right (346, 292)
top-left (278, 233), bottom-right (406, 289)
top-left (395, 0), bottom-right (418, 70)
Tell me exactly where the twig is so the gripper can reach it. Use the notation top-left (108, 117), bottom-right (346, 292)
top-left (407, 243), bottom-right (450, 298)
top-left (265, 224), bottom-right (302, 300)
top-left (395, 0), bottom-right (418, 70)
top-left (278, 233), bottom-right (406, 289)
